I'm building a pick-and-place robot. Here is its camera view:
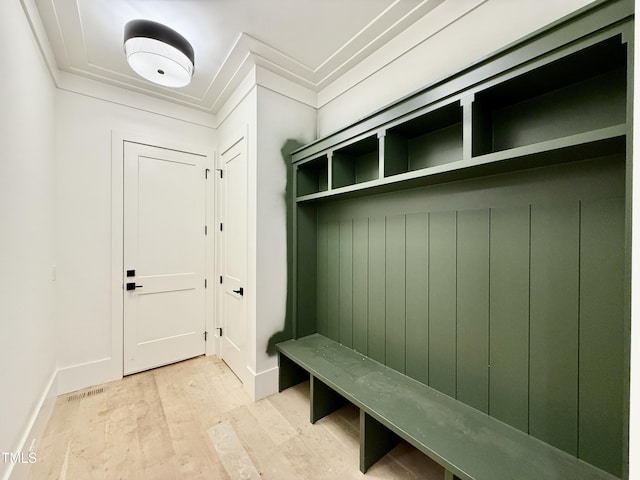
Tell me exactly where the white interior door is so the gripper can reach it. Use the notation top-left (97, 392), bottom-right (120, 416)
top-left (220, 137), bottom-right (248, 383)
top-left (124, 141), bottom-right (206, 375)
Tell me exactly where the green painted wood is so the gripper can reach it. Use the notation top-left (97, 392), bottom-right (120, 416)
top-left (360, 410), bottom-right (401, 473)
top-left (276, 334), bottom-right (618, 480)
top-left (311, 375), bottom-right (347, 424)
top-left (327, 221), bottom-right (340, 341)
top-left (332, 136), bottom-right (380, 188)
top-left (355, 151), bottom-right (380, 184)
top-left (488, 205), bottom-right (530, 432)
top-left (332, 152), bottom-right (356, 188)
top-left (405, 213), bottom-right (429, 384)
top-left (578, 197), bottom-right (625, 477)
top-left (486, 39), bottom-right (626, 153)
top-left (429, 211), bottom-right (457, 398)
top-left (368, 217), bottom-right (386, 363)
top-left (291, 1), bottom-right (632, 163)
top-left (339, 220), bottom-right (354, 348)
top-left (383, 131), bottom-right (409, 177)
top-left (456, 209), bottom-right (489, 413)
top-left (385, 215), bottom-right (406, 373)
top-left (352, 218), bottom-right (369, 355)
top-left (408, 123), bottom-right (463, 170)
top-left (297, 156), bottom-right (328, 196)
top-left (316, 220), bottom-right (328, 336)
top-left (296, 205), bottom-right (317, 337)
top-left (278, 351), bottom-right (308, 391)
top-left (297, 132), bottom-right (625, 204)
top-left (529, 201), bottom-right (580, 456)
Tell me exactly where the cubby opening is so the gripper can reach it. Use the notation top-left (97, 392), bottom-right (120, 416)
top-left (384, 102), bottom-right (463, 177)
top-left (472, 36), bottom-right (627, 156)
top-left (296, 155), bottom-right (328, 197)
top-left (332, 135), bottom-right (379, 188)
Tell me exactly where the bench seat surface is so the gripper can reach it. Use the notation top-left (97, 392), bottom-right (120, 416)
top-left (277, 334), bottom-right (618, 480)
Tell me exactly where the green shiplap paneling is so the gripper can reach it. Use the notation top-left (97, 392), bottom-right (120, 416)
top-left (529, 202), bottom-right (580, 456)
top-left (429, 211), bottom-right (457, 398)
top-left (385, 215), bottom-right (406, 373)
top-left (316, 221), bottom-right (328, 336)
top-left (456, 209), bottom-right (489, 413)
top-left (353, 218), bottom-right (369, 355)
top-left (405, 213), bottom-right (429, 384)
top-left (368, 217), bottom-right (386, 363)
top-left (578, 197), bottom-right (624, 477)
top-left (489, 205), bottom-right (530, 432)
top-left (339, 220), bottom-right (354, 348)
top-left (327, 221), bottom-right (340, 341)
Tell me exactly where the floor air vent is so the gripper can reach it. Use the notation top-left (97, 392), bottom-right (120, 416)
top-left (66, 387), bottom-right (104, 402)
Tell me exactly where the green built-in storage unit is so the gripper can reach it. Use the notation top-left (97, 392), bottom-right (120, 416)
top-left (289, 0), bottom-right (632, 478)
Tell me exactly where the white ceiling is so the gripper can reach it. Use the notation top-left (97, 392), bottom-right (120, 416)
top-left (32, 0), bottom-right (448, 113)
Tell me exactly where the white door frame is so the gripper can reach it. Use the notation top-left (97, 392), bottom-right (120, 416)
top-left (111, 130), bottom-right (216, 379)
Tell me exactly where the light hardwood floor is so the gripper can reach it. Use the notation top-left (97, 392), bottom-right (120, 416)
top-left (28, 356), bottom-right (443, 479)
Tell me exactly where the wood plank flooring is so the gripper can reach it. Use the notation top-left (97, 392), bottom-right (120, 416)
top-left (28, 356), bottom-right (443, 479)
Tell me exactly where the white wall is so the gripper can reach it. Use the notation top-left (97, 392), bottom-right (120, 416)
top-left (0, 1), bottom-right (57, 478)
top-left (317, 0), bottom-right (595, 136)
top-left (215, 69), bottom-right (316, 400)
top-left (55, 87), bottom-right (215, 392)
top-left (216, 71), bottom-right (259, 390)
top-left (254, 85), bottom-right (316, 397)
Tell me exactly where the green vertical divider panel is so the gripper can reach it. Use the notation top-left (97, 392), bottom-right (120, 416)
top-left (368, 217), bottom-right (386, 363)
top-left (385, 215), bottom-right (406, 373)
top-left (456, 209), bottom-right (489, 413)
top-left (353, 218), bottom-right (369, 356)
top-left (339, 220), bottom-right (354, 348)
top-left (578, 197), bottom-right (624, 477)
top-left (429, 211), bottom-right (457, 397)
top-left (383, 132), bottom-right (409, 177)
top-left (405, 213), bottom-right (429, 384)
top-left (529, 201), bottom-right (579, 456)
top-left (316, 220), bottom-right (328, 336)
top-left (327, 221), bottom-right (341, 341)
top-left (489, 205), bottom-right (530, 432)
top-left (359, 410), bottom-right (401, 473)
top-left (296, 205), bottom-right (317, 337)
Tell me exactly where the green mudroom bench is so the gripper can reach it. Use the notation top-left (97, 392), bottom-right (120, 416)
top-left (277, 334), bottom-right (617, 480)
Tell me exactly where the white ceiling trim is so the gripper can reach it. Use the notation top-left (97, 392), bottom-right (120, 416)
top-left (21, 0), bottom-right (485, 122)
top-left (18, 0), bottom-right (61, 86)
top-left (312, 0), bottom-right (445, 87)
top-left (206, 0), bottom-right (447, 107)
top-left (317, 0), bottom-right (489, 108)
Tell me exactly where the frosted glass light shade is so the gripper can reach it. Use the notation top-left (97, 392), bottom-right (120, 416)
top-left (124, 20), bottom-right (195, 88)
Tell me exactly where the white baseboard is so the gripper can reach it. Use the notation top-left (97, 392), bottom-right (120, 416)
top-left (245, 365), bottom-right (279, 401)
top-left (56, 357), bottom-right (120, 395)
top-left (3, 370), bottom-right (58, 480)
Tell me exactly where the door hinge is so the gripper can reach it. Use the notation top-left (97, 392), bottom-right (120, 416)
top-left (216, 327), bottom-right (223, 337)
top-left (204, 331), bottom-right (208, 341)
top-left (216, 168), bottom-right (223, 179)
top-left (204, 278), bottom-right (208, 288)
top-left (205, 225), bottom-right (208, 235)
top-left (220, 223), bottom-right (223, 232)
top-left (219, 276), bottom-right (223, 284)
top-left (205, 168), bottom-right (211, 179)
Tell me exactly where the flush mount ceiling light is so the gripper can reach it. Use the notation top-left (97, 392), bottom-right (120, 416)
top-left (124, 19), bottom-right (195, 88)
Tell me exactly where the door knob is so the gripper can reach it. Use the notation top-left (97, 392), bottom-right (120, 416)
top-left (126, 282), bottom-right (143, 291)
top-left (232, 287), bottom-right (244, 296)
